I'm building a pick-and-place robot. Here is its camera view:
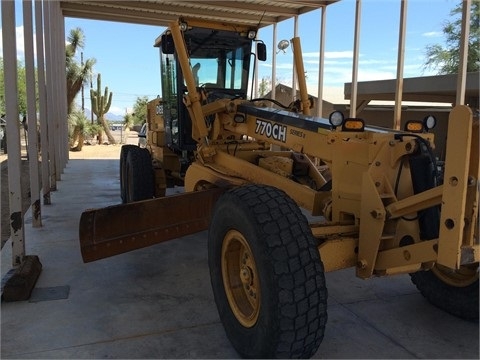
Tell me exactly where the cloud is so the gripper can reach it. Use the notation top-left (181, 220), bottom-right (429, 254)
top-left (261, 62), bottom-right (370, 88)
top-left (0, 25), bottom-right (37, 61)
top-left (303, 50), bottom-right (354, 59)
top-left (422, 31), bottom-right (442, 37)
top-left (359, 59), bottom-right (388, 65)
top-left (302, 52), bottom-right (320, 58)
top-left (273, 62), bottom-right (295, 69)
top-left (260, 47), bottom-right (418, 90)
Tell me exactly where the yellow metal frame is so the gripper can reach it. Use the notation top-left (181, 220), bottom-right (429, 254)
top-left (168, 21), bottom-right (478, 278)
top-left (85, 18), bottom-right (478, 281)
top-left (437, 106), bottom-right (476, 268)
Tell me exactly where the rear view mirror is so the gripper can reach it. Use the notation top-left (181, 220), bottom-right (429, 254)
top-left (257, 42), bottom-right (267, 61)
top-left (161, 34), bottom-right (174, 54)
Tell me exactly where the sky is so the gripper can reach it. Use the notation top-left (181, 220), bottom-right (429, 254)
top-left (1, 0), bottom-right (460, 116)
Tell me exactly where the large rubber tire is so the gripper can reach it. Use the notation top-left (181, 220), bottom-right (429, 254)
top-left (125, 147), bottom-right (154, 203)
top-left (410, 264), bottom-right (479, 321)
top-left (120, 145), bottom-right (137, 203)
top-left (208, 184), bottom-right (328, 358)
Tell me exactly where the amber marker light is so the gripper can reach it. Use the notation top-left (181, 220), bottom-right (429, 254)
top-left (404, 120), bottom-right (424, 133)
top-left (342, 118), bottom-right (365, 132)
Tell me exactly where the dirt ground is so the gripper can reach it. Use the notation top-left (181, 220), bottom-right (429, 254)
top-left (1, 143), bottom-right (125, 249)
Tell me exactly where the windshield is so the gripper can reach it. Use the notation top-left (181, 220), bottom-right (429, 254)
top-left (184, 28), bottom-right (252, 94)
top-left (190, 47), bottom-right (247, 91)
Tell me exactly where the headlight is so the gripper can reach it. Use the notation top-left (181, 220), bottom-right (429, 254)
top-left (328, 111), bottom-right (344, 128)
top-left (423, 115), bottom-right (436, 130)
top-left (234, 114), bottom-right (245, 123)
top-left (247, 30), bottom-right (256, 39)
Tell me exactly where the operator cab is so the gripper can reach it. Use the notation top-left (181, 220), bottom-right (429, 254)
top-left (155, 20), bottom-right (266, 153)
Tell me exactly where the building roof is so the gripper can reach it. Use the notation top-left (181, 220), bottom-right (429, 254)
top-left (344, 72), bottom-right (480, 107)
top-left (60, 1), bottom-right (338, 28)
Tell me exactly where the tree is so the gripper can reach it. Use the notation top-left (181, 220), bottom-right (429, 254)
top-left (121, 113), bottom-right (134, 144)
top-left (131, 96), bottom-right (149, 126)
top-left (258, 76), bottom-right (271, 97)
top-left (90, 73), bottom-right (115, 144)
top-left (66, 27), bottom-right (96, 114)
top-left (0, 59), bottom-right (28, 117)
top-left (69, 108), bottom-right (99, 151)
top-left (123, 113), bottom-right (134, 130)
top-left (423, 1), bottom-right (480, 74)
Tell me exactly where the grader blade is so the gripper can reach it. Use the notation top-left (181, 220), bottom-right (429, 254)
top-left (79, 188), bottom-right (226, 263)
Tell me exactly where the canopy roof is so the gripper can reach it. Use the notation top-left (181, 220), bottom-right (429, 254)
top-left (60, 1), bottom-right (338, 27)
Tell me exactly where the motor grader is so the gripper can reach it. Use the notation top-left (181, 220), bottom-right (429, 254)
top-left (79, 18), bottom-right (479, 359)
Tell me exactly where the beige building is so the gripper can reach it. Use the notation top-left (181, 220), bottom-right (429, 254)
top-left (266, 72), bottom-right (479, 160)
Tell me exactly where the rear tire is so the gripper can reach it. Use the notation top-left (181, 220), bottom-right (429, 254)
top-left (208, 184), bottom-right (328, 358)
top-left (125, 147), bottom-right (154, 202)
top-left (120, 145), bottom-right (137, 203)
top-left (410, 263), bottom-right (479, 321)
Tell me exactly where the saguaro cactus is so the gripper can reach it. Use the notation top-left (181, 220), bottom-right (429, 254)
top-left (91, 73), bottom-right (115, 144)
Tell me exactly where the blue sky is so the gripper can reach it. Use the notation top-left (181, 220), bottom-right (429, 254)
top-left (2, 0), bottom-right (459, 115)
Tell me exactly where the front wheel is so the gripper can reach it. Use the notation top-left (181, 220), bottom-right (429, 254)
top-left (410, 263), bottom-right (479, 320)
top-left (119, 145), bottom-right (137, 203)
top-left (208, 185), bottom-right (328, 358)
top-left (125, 147), bottom-right (154, 203)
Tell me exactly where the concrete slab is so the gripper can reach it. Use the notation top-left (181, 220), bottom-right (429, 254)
top-left (1, 153), bottom-right (479, 359)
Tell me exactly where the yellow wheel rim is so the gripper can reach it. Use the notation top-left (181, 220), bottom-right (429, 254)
top-left (432, 263), bottom-right (479, 287)
top-left (221, 230), bottom-right (260, 328)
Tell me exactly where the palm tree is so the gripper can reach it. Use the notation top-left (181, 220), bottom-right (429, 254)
top-left (66, 28), bottom-right (96, 114)
top-left (122, 113), bottom-right (134, 144)
top-left (69, 109), bottom-right (99, 151)
top-left (123, 113), bottom-right (134, 130)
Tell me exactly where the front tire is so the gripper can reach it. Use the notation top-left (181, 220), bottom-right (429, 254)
top-left (125, 147), bottom-right (154, 203)
top-left (120, 145), bottom-right (137, 203)
top-left (208, 185), bottom-right (328, 358)
top-left (410, 263), bottom-right (479, 320)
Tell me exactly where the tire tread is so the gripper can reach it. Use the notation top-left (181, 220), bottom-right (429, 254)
top-left (210, 185), bottom-right (328, 358)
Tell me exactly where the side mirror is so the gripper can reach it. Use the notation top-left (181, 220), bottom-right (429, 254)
top-left (257, 42), bottom-right (267, 61)
top-left (161, 34), bottom-right (174, 54)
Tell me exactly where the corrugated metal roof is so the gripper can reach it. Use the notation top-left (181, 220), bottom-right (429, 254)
top-left (60, 1), bottom-right (337, 27)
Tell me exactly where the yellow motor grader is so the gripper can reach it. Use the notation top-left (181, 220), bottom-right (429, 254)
top-left (79, 18), bottom-right (479, 359)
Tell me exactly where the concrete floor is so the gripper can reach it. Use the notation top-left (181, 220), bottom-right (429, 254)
top-left (1, 149), bottom-right (479, 359)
